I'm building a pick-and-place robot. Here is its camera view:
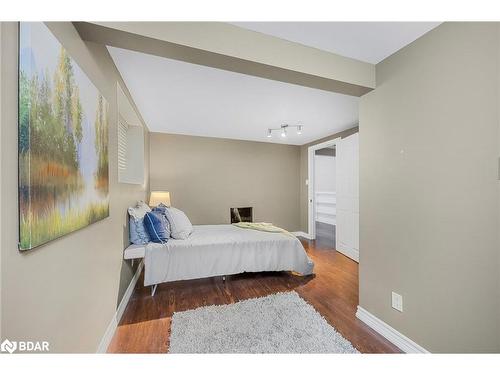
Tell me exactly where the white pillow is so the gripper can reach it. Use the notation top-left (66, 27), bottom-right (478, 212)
top-left (128, 200), bottom-right (151, 220)
top-left (164, 207), bottom-right (193, 239)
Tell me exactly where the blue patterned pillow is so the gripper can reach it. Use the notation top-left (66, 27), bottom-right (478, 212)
top-left (152, 204), bottom-right (171, 238)
top-left (129, 217), bottom-right (150, 245)
top-left (144, 211), bottom-right (170, 244)
top-left (128, 201), bottom-right (151, 245)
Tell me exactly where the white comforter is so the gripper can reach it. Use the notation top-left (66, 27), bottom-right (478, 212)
top-left (144, 225), bottom-right (314, 286)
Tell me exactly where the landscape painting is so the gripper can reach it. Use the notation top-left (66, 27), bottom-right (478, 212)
top-left (19, 22), bottom-right (109, 250)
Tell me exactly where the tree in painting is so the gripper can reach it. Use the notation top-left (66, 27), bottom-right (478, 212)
top-left (19, 23), bottom-right (109, 250)
top-left (94, 94), bottom-right (109, 192)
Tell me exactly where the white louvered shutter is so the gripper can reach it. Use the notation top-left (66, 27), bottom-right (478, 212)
top-left (118, 117), bottom-right (128, 172)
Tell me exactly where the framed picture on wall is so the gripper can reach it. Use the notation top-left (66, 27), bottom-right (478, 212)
top-left (18, 22), bottom-right (109, 250)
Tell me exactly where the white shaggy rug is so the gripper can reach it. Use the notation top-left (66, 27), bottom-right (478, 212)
top-left (168, 291), bottom-right (359, 353)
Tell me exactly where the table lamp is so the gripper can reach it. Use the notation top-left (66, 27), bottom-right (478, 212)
top-left (149, 191), bottom-right (171, 207)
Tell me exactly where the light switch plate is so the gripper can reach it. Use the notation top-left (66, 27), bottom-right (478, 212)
top-left (392, 292), bottom-right (403, 312)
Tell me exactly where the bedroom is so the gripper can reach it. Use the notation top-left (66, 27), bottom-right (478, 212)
top-left (108, 31), bottom-right (363, 351)
top-left (1, 1), bottom-right (500, 372)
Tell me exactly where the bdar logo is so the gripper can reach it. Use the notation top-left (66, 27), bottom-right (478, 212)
top-left (1, 339), bottom-right (17, 354)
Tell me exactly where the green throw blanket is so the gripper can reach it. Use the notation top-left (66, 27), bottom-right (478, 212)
top-left (233, 222), bottom-right (295, 238)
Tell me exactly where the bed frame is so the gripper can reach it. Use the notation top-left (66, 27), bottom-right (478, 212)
top-left (124, 244), bottom-right (228, 296)
top-left (124, 225), bottom-right (313, 297)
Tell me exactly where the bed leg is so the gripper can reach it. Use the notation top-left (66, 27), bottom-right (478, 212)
top-left (151, 284), bottom-right (157, 297)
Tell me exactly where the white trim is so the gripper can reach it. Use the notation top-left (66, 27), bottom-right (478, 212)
top-left (307, 137), bottom-right (341, 239)
top-left (97, 260), bottom-right (144, 353)
top-left (355, 306), bottom-right (429, 353)
top-left (292, 231), bottom-right (313, 240)
top-left (309, 138), bottom-right (342, 152)
top-left (337, 246), bottom-right (359, 262)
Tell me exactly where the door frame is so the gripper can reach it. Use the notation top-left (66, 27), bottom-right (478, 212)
top-left (307, 137), bottom-right (341, 239)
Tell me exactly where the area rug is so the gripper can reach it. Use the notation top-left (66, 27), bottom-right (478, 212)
top-left (168, 291), bottom-right (359, 353)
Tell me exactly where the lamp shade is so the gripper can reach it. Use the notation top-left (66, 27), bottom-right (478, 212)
top-left (149, 191), bottom-right (171, 207)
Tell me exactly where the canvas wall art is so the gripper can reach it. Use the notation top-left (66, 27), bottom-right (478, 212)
top-left (18, 22), bottom-right (109, 250)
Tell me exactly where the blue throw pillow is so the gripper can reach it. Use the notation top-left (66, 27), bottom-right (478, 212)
top-left (152, 204), bottom-right (171, 238)
top-left (144, 211), bottom-right (170, 244)
top-left (129, 217), bottom-right (150, 245)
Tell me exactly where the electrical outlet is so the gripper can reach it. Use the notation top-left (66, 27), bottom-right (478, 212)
top-left (392, 292), bottom-right (403, 312)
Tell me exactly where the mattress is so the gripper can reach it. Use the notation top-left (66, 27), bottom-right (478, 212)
top-left (124, 243), bottom-right (147, 260)
top-left (134, 224), bottom-right (314, 286)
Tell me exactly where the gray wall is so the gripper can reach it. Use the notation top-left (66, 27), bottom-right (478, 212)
top-left (0, 22), bottom-right (150, 352)
top-left (299, 127), bottom-right (358, 232)
top-left (359, 22), bottom-right (500, 352)
top-left (150, 133), bottom-right (301, 231)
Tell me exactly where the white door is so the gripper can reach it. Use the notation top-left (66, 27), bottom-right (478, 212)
top-left (336, 133), bottom-right (359, 262)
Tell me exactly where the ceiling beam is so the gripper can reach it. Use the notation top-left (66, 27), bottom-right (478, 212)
top-left (74, 22), bottom-right (374, 97)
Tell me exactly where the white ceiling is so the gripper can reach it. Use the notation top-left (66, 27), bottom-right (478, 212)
top-left (231, 22), bottom-right (440, 64)
top-left (108, 46), bottom-right (359, 145)
top-left (108, 22), bottom-right (439, 145)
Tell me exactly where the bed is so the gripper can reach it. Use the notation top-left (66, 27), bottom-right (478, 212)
top-left (124, 224), bottom-right (314, 294)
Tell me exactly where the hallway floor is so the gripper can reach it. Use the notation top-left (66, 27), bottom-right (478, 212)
top-left (315, 221), bottom-right (336, 248)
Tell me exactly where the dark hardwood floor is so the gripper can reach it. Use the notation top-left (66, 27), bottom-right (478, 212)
top-left (108, 236), bottom-right (400, 353)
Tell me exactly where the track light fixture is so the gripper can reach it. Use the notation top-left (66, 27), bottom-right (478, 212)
top-left (267, 124), bottom-right (304, 139)
top-left (281, 126), bottom-right (287, 138)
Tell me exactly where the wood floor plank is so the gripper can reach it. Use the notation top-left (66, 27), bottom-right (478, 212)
top-left (107, 238), bottom-right (401, 353)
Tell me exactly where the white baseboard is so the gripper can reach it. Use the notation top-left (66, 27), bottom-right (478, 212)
top-left (292, 231), bottom-right (314, 240)
top-left (337, 246), bottom-right (359, 263)
top-left (97, 260), bottom-right (144, 353)
top-left (356, 306), bottom-right (429, 353)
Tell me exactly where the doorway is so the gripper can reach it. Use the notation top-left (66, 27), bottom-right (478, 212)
top-left (308, 133), bottom-right (359, 262)
top-left (313, 145), bottom-right (337, 248)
